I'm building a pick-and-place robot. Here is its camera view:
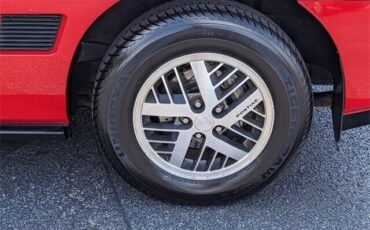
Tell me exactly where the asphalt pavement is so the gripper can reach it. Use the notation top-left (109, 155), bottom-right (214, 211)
top-left (0, 107), bottom-right (369, 230)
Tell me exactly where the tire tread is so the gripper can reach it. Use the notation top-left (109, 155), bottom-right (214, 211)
top-left (92, 0), bottom-right (313, 204)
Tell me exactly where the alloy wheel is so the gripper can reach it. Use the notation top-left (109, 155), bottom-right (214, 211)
top-left (133, 53), bottom-right (274, 180)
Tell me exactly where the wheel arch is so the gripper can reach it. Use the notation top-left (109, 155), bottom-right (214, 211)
top-left (67, 0), bottom-right (169, 117)
top-left (67, 0), bottom-right (343, 139)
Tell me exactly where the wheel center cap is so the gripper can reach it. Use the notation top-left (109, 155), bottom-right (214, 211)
top-left (194, 115), bottom-right (214, 132)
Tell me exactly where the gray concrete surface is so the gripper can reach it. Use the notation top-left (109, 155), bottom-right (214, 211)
top-left (0, 108), bottom-right (369, 230)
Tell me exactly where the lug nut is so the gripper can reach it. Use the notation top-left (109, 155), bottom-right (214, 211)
top-left (195, 133), bottom-right (202, 138)
top-left (215, 126), bottom-right (223, 132)
top-left (181, 117), bottom-right (189, 124)
top-left (215, 106), bottom-right (222, 113)
top-left (193, 99), bottom-right (202, 108)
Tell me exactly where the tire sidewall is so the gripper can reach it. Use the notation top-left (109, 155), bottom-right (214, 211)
top-left (96, 17), bottom-right (308, 200)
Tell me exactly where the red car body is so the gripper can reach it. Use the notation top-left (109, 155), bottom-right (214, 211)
top-left (0, 0), bottom-right (369, 134)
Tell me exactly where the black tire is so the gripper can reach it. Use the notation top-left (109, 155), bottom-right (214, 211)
top-left (92, 0), bottom-right (313, 204)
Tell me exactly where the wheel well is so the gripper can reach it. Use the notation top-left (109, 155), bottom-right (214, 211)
top-left (67, 0), bottom-right (342, 117)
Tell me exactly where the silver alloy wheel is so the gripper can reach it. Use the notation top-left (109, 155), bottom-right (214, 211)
top-left (133, 53), bottom-right (274, 180)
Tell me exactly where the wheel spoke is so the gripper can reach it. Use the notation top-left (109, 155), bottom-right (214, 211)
top-left (174, 67), bottom-right (190, 104)
top-left (207, 152), bottom-right (218, 171)
top-left (252, 109), bottom-right (266, 118)
top-left (169, 130), bottom-right (194, 167)
top-left (217, 76), bottom-right (249, 103)
top-left (193, 142), bottom-right (207, 171)
top-left (151, 86), bottom-right (159, 103)
top-left (134, 53), bottom-right (274, 179)
top-left (190, 61), bottom-right (219, 112)
top-left (206, 135), bottom-right (246, 161)
top-left (219, 89), bottom-right (263, 127)
top-left (142, 102), bottom-right (193, 118)
top-left (230, 126), bottom-right (258, 143)
top-left (209, 63), bottom-right (224, 76)
top-left (243, 117), bottom-right (263, 131)
top-left (161, 75), bottom-right (174, 104)
top-left (214, 68), bottom-right (239, 88)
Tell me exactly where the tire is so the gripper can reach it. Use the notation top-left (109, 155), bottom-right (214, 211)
top-left (92, 0), bottom-right (313, 204)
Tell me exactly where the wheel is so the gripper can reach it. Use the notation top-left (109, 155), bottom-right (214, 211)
top-left (93, 0), bottom-right (312, 204)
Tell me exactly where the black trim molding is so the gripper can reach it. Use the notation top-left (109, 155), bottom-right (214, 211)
top-left (0, 125), bottom-right (69, 140)
top-left (0, 15), bottom-right (61, 51)
top-left (342, 111), bottom-right (370, 130)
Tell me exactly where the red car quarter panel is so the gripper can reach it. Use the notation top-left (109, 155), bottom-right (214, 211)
top-left (0, 0), bottom-right (118, 124)
top-left (0, 0), bottom-right (369, 124)
top-left (299, 0), bottom-right (370, 115)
